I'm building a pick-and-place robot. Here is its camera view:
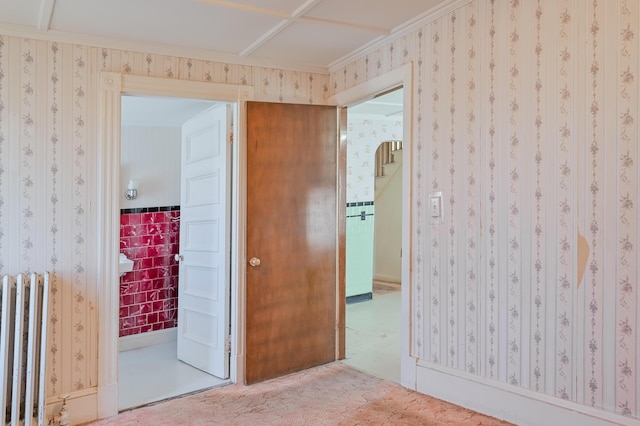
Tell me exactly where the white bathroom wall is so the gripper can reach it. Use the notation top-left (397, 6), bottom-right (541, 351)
top-left (120, 126), bottom-right (181, 209)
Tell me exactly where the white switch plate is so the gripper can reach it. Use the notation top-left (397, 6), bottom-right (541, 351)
top-left (428, 191), bottom-right (444, 224)
top-left (430, 196), bottom-right (441, 217)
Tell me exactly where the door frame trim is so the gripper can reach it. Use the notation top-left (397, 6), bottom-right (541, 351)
top-left (330, 63), bottom-right (416, 389)
top-left (97, 72), bottom-right (254, 418)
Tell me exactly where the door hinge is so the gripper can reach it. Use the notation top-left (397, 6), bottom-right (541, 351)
top-left (229, 131), bottom-right (234, 144)
top-left (225, 335), bottom-right (231, 353)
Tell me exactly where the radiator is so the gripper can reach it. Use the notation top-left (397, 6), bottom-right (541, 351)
top-left (0, 273), bottom-right (50, 426)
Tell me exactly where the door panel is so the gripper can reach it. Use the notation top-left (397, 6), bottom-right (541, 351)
top-left (245, 102), bottom-right (337, 384)
top-left (177, 104), bottom-right (231, 379)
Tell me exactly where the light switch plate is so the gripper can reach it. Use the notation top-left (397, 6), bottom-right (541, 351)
top-left (428, 191), bottom-right (444, 224)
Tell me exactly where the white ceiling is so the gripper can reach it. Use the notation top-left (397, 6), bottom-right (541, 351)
top-left (0, 0), bottom-right (448, 70)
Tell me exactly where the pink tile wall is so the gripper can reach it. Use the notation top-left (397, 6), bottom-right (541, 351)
top-left (119, 208), bottom-right (180, 337)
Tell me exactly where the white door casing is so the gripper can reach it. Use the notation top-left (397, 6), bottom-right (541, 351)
top-left (177, 104), bottom-right (231, 378)
top-left (98, 72), bottom-right (253, 419)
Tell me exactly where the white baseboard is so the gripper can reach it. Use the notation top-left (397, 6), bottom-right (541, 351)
top-left (415, 362), bottom-right (638, 426)
top-left (46, 388), bottom-right (98, 425)
top-left (373, 274), bottom-right (401, 283)
top-left (119, 327), bottom-right (177, 352)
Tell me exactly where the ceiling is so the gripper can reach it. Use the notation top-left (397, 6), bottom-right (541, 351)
top-left (0, 0), bottom-right (448, 71)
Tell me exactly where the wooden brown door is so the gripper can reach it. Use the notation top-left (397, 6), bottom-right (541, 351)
top-left (245, 102), bottom-right (337, 384)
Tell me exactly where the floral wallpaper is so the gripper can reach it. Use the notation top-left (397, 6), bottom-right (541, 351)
top-left (0, 33), bottom-right (330, 400)
top-left (346, 117), bottom-right (403, 203)
top-left (333, 0), bottom-right (638, 419)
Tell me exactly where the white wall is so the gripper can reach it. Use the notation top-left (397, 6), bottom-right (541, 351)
top-left (346, 116), bottom-right (402, 203)
top-left (374, 156), bottom-right (402, 283)
top-left (346, 117), bottom-right (402, 297)
top-left (121, 126), bottom-right (181, 208)
top-left (333, 0), bottom-right (639, 423)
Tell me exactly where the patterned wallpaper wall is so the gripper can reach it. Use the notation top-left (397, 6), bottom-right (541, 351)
top-left (333, 0), bottom-right (638, 419)
top-left (0, 33), bottom-right (330, 399)
top-left (347, 117), bottom-right (402, 203)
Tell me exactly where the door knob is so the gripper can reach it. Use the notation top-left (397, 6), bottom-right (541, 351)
top-left (175, 254), bottom-right (184, 262)
top-left (249, 257), bottom-right (261, 267)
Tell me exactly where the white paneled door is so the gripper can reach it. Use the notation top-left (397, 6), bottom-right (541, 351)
top-left (177, 104), bottom-right (231, 379)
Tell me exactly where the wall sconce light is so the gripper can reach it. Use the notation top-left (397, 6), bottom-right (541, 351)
top-left (125, 180), bottom-right (138, 200)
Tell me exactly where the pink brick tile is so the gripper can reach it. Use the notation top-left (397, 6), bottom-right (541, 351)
top-left (134, 247), bottom-right (147, 259)
top-left (129, 213), bottom-right (141, 225)
top-left (147, 223), bottom-right (160, 235)
top-left (147, 290), bottom-right (161, 301)
top-left (121, 225), bottom-right (135, 237)
top-left (119, 208), bottom-right (181, 337)
top-left (139, 279), bottom-right (154, 292)
top-left (153, 256), bottom-right (169, 267)
top-left (129, 304), bottom-right (141, 316)
top-left (121, 317), bottom-right (135, 329)
top-left (163, 320), bottom-right (177, 329)
top-left (141, 212), bottom-right (155, 224)
top-left (120, 282), bottom-right (139, 295)
top-left (152, 301), bottom-right (164, 312)
top-left (133, 224), bottom-right (147, 236)
top-left (168, 276), bottom-right (178, 289)
top-left (152, 234), bottom-right (166, 245)
top-left (121, 294), bottom-right (134, 306)
top-left (139, 302), bottom-right (152, 314)
top-left (159, 310), bottom-right (177, 321)
top-left (140, 257), bottom-right (154, 269)
top-left (152, 278), bottom-right (166, 290)
top-left (135, 315), bottom-right (148, 326)
top-left (119, 306), bottom-right (129, 317)
top-left (153, 212), bottom-right (168, 223)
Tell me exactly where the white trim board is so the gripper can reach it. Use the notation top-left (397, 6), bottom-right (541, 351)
top-left (119, 328), bottom-right (177, 352)
top-left (416, 363), bottom-right (638, 426)
top-left (331, 63), bottom-right (417, 391)
top-left (97, 72), bottom-right (254, 420)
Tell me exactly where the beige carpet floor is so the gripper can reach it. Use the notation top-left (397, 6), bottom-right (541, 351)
top-left (88, 362), bottom-right (511, 425)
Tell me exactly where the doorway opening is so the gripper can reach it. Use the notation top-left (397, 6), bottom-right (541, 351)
top-left (117, 95), bottom-right (234, 410)
top-left (343, 87), bottom-right (403, 384)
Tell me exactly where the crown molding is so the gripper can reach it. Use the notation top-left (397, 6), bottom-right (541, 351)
top-left (328, 0), bottom-right (470, 72)
top-left (0, 22), bottom-right (330, 75)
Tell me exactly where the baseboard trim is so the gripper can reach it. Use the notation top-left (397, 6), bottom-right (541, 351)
top-left (46, 387), bottom-right (98, 425)
top-left (373, 274), bottom-right (401, 283)
top-left (346, 292), bottom-right (372, 304)
top-left (119, 328), bottom-right (177, 352)
top-left (415, 363), bottom-right (638, 426)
